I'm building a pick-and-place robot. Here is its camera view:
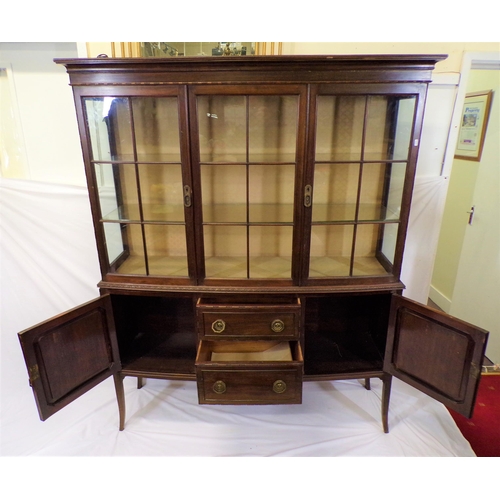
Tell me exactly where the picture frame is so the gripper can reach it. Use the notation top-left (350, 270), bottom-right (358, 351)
top-left (455, 89), bottom-right (493, 161)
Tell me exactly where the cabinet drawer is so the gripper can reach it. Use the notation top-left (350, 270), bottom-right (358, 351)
top-left (195, 341), bottom-right (303, 404)
top-left (197, 299), bottom-right (301, 340)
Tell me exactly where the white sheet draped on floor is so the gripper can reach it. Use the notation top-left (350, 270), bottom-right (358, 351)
top-left (0, 178), bottom-right (475, 457)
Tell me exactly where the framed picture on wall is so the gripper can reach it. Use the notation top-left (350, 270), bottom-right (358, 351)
top-left (455, 89), bottom-right (493, 161)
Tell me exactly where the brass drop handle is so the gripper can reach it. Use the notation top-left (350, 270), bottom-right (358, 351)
top-left (213, 380), bottom-right (226, 394)
top-left (273, 380), bottom-right (287, 393)
top-left (271, 319), bottom-right (285, 333)
top-left (211, 319), bottom-right (226, 333)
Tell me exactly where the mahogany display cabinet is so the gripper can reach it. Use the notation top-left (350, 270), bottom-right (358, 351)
top-left (18, 55), bottom-right (489, 433)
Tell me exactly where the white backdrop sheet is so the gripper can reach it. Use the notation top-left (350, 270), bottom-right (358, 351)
top-left (0, 178), bottom-right (475, 457)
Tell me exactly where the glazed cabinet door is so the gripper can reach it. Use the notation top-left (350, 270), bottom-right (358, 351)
top-left (304, 84), bottom-right (427, 284)
top-left (384, 295), bottom-right (488, 417)
top-left (188, 84), bottom-right (308, 285)
top-left (75, 86), bottom-right (196, 283)
top-left (18, 296), bottom-right (121, 421)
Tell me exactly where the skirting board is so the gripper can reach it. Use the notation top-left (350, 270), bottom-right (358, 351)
top-left (428, 285), bottom-right (452, 313)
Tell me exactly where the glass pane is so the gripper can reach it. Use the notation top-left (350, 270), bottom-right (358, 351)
top-left (249, 164), bottom-right (295, 223)
top-left (249, 95), bottom-right (298, 162)
top-left (132, 98), bottom-right (181, 162)
top-left (204, 226), bottom-right (247, 278)
top-left (384, 163), bottom-right (406, 220)
top-left (103, 223), bottom-right (145, 274)
top-left (379, 223), bottom-right (398, 266)
top-left (364, 96), bottom-right (416, 161)
top-left (102, 223), bottom-right (124, 265)
top-left (393, 97), bottom-right (417, 159)
top-left (198, 95), bottom-right (246, 162)
top-left (144, 225), bottom-right (188, 276)
top-left (352, 224), bottom-right (389, 276)
top-left (249, 226), bottom-right (292, 278)
top-left (312, 164), bottom-right (359, 222)
top-left (201, 164), bottom-right (247, 223)
top-left (139, 164), bottom-right (184, 222)
top-left (358, 162), bottom-right (406, 221)
top-left (95, 163), bottom-right (140, 221)
top-left (85, 98), bottom-right (133, 161)
top-left (315, 95), bottom-right (365, 162)
top-left (309, 225), bottom-right (354, 277)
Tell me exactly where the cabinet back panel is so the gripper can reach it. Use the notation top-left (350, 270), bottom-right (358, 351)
top-left (304, 294), bottom-right (391, 375)
top-left (111, 295), bottom-right (197, 373)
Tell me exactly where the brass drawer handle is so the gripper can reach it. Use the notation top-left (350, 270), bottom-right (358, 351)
top-left (213, 380), bottom-right (226, 394)
top-left (211, 319), bottom-right (226, 333)
top-left (273, 380), bottom-right (287, 394)
top-left (271, 319), bottom-right (285, 333)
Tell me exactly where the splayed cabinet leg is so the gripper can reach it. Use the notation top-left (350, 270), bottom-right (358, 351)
top-left (113, 372), bottom-right (126, 431)
top-left (381, 374), bottom-right (392, 433)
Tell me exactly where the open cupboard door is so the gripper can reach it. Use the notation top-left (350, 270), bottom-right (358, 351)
top-left (385, 295), bottom-right (489, 418)
top-left (18, 295), bottom-right (121, 421)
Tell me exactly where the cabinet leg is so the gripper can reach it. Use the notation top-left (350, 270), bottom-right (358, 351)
top-left (381, 374), bottom-right (392, 434)
top-left (113, 372), bottom-right (126, 431)
top-left (364, 378), bottom-right (371, 390)
top-left (137, 377), bottom-right (145, 389)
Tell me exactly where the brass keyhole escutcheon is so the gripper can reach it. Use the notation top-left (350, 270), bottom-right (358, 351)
top-left (211, 319), bottom-right (226, 333)
top-left (213, 380), bottom-right (226, 394)
top-left (271, 319), bottom-right (285, 333)
top-left (273, 380), bottom-right (287, 394)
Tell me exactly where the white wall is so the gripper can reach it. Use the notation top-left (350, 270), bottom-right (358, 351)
top-left (0, 42), bottom-right (85, 186)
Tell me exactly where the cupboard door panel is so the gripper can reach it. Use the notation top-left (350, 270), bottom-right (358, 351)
top-left (385, 295), bottom-right (488, 417)
top-left (18, 296), bottom-right (120, 421)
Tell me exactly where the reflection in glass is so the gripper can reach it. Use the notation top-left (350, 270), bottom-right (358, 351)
top-left (85, 98), bottom-right (133, 161)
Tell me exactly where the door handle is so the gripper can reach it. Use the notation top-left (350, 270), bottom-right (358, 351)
top-left (466, 205), bottom-right (475, 225)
